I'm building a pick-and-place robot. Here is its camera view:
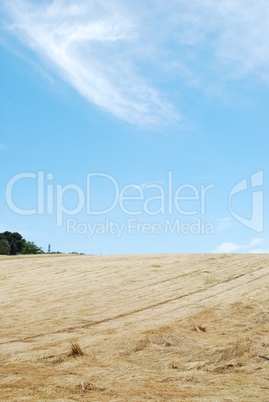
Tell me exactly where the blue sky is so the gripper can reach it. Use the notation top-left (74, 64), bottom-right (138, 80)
top-left (0, 0), bottom-right (268, 254)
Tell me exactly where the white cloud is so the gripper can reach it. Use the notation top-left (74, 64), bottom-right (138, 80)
top-left (213, 238), bottom-right (263, 253)
top-left (2, 0), bottom-right (269, 125)
top-left (249, 249), bottom-right (269, 254)
top-left (160, 0), bottom-right (269, 80)
top-left (249, 238), bottom-right (263, 247)
top-left (213, 242), bottom-right (241, 253)
top-left (1, 0), bottom-right (179, 126)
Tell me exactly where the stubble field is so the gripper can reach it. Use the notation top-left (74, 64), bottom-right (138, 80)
top-left (0, 253), bottom-right (269, 401)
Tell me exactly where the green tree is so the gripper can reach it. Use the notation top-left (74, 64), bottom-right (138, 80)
top-left (0, 239), bottom-right (11, 255)
top-left (0, 231), bottom-right (42, 255)
top-left (0, 231), bottom-right (25, 255)
top-left (22, 241), bottom-right (42, 255)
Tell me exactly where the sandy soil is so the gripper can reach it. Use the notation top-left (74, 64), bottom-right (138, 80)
top-left (0, 253), bottom-right (269, 401)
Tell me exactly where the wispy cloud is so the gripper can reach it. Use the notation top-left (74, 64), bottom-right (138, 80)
top-left (1, 0), bottom-right (179, 126)
top-left (249, 248), bottom-right (269, 254)
top-left (156, 0), bottom-right (269, 82)
top-left (2, 0), bottom-right (269, 125)
top-left (213, 238), bottom-right (264, 253)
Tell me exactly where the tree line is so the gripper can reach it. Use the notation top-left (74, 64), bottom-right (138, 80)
top-left (0, 231), bottom-right (42, 255)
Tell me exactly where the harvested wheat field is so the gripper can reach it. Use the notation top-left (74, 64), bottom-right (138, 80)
top-left (0, 254), bottom-right (269, 401)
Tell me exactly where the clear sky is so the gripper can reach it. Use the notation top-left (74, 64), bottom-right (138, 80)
top-left (0, 0), bottom-right (268, 255)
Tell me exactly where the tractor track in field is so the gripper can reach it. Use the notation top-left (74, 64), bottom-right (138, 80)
top-left (1, 262), bottom-right (268, 345)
